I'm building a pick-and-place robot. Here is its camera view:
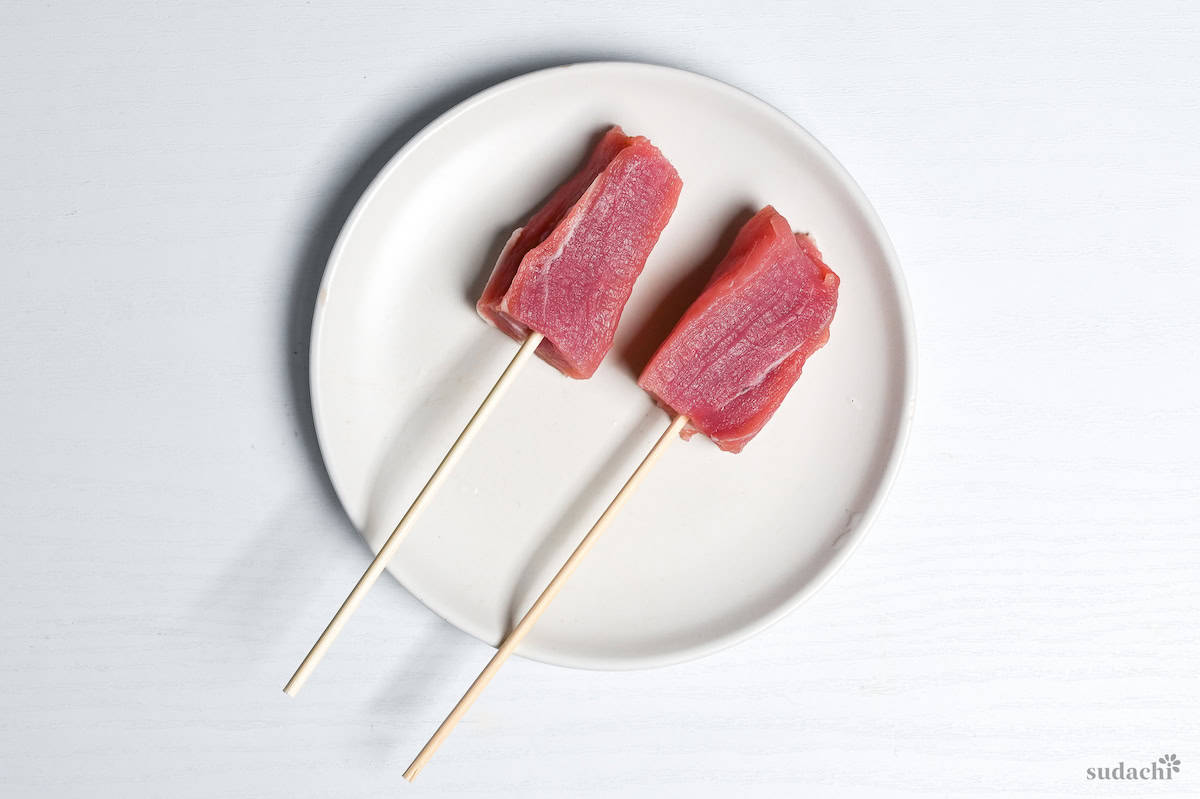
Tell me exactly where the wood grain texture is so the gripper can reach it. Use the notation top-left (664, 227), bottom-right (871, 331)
top-left (1, 2), bottom-right (1197, 797)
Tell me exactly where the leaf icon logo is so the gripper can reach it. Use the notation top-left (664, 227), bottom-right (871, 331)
top-left (1158, 754), bottom-right (1181, 773)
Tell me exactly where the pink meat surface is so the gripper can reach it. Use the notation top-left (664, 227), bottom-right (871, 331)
top-left (637, 206), bottom-right (840, 453)
top-left (477, 126), bottom-right (682, 378)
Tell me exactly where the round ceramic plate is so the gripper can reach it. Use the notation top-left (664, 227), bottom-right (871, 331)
top-left (312, 62), bottom-right (915, 669)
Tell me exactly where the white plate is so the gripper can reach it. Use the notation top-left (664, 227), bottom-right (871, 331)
top-left (312, 62), bottom-right (915, 669)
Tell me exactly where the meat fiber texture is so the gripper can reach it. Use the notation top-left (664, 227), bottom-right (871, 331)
top-left (638, 206), bottom-right (840, 453)
top-left (477, 126), bottom-right (683, 379)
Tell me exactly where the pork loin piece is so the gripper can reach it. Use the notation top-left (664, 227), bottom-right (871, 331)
top-left (637, 206), bottom-right (839, 453)
top-left (477, 126), bottom-right (683, 379)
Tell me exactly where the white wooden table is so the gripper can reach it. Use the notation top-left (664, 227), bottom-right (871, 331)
top-left (2, 3), bottom-right (1197, 796)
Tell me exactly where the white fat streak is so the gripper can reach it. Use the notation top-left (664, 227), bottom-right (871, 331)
top-left (535, 179), bottom-right (598, 319)
top-left (720, 341), bottom-right (803, 408)
top-left (494, 227), bottom-right (524, 316)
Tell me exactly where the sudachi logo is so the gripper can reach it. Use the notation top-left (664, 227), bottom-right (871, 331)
top-left (1086, 753), bottom-right (1181, 781)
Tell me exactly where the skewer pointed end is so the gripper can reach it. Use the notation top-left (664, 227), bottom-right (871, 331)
top-left (282, 672), bottom-right (305, 697)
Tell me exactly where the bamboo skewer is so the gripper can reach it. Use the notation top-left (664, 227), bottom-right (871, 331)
top-left (403, 413), bottom-right (689, 781)
top-left (284, 332), bottom-right (545, 697)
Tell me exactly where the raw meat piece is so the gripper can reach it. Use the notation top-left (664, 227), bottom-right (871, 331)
top-left (637, 206), bottom-right (839, 453)
top-left (477, 127), bottom-right (632, 340)
top-left (477, 126), bottom-right (682, 378)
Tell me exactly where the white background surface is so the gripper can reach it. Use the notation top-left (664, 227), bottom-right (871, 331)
top-left (2, 2), bottom-right (1197, 797)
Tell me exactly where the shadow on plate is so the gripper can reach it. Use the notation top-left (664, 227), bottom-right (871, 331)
top-left (616, 205), bottom-right (757, 378)
top-left (503, 407), bottom-right (664, 636)
top-left (359, 331), bottom-right (491, 552)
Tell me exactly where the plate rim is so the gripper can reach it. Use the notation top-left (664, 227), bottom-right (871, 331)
top-left (309, 60), bottom-right (918, 670)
